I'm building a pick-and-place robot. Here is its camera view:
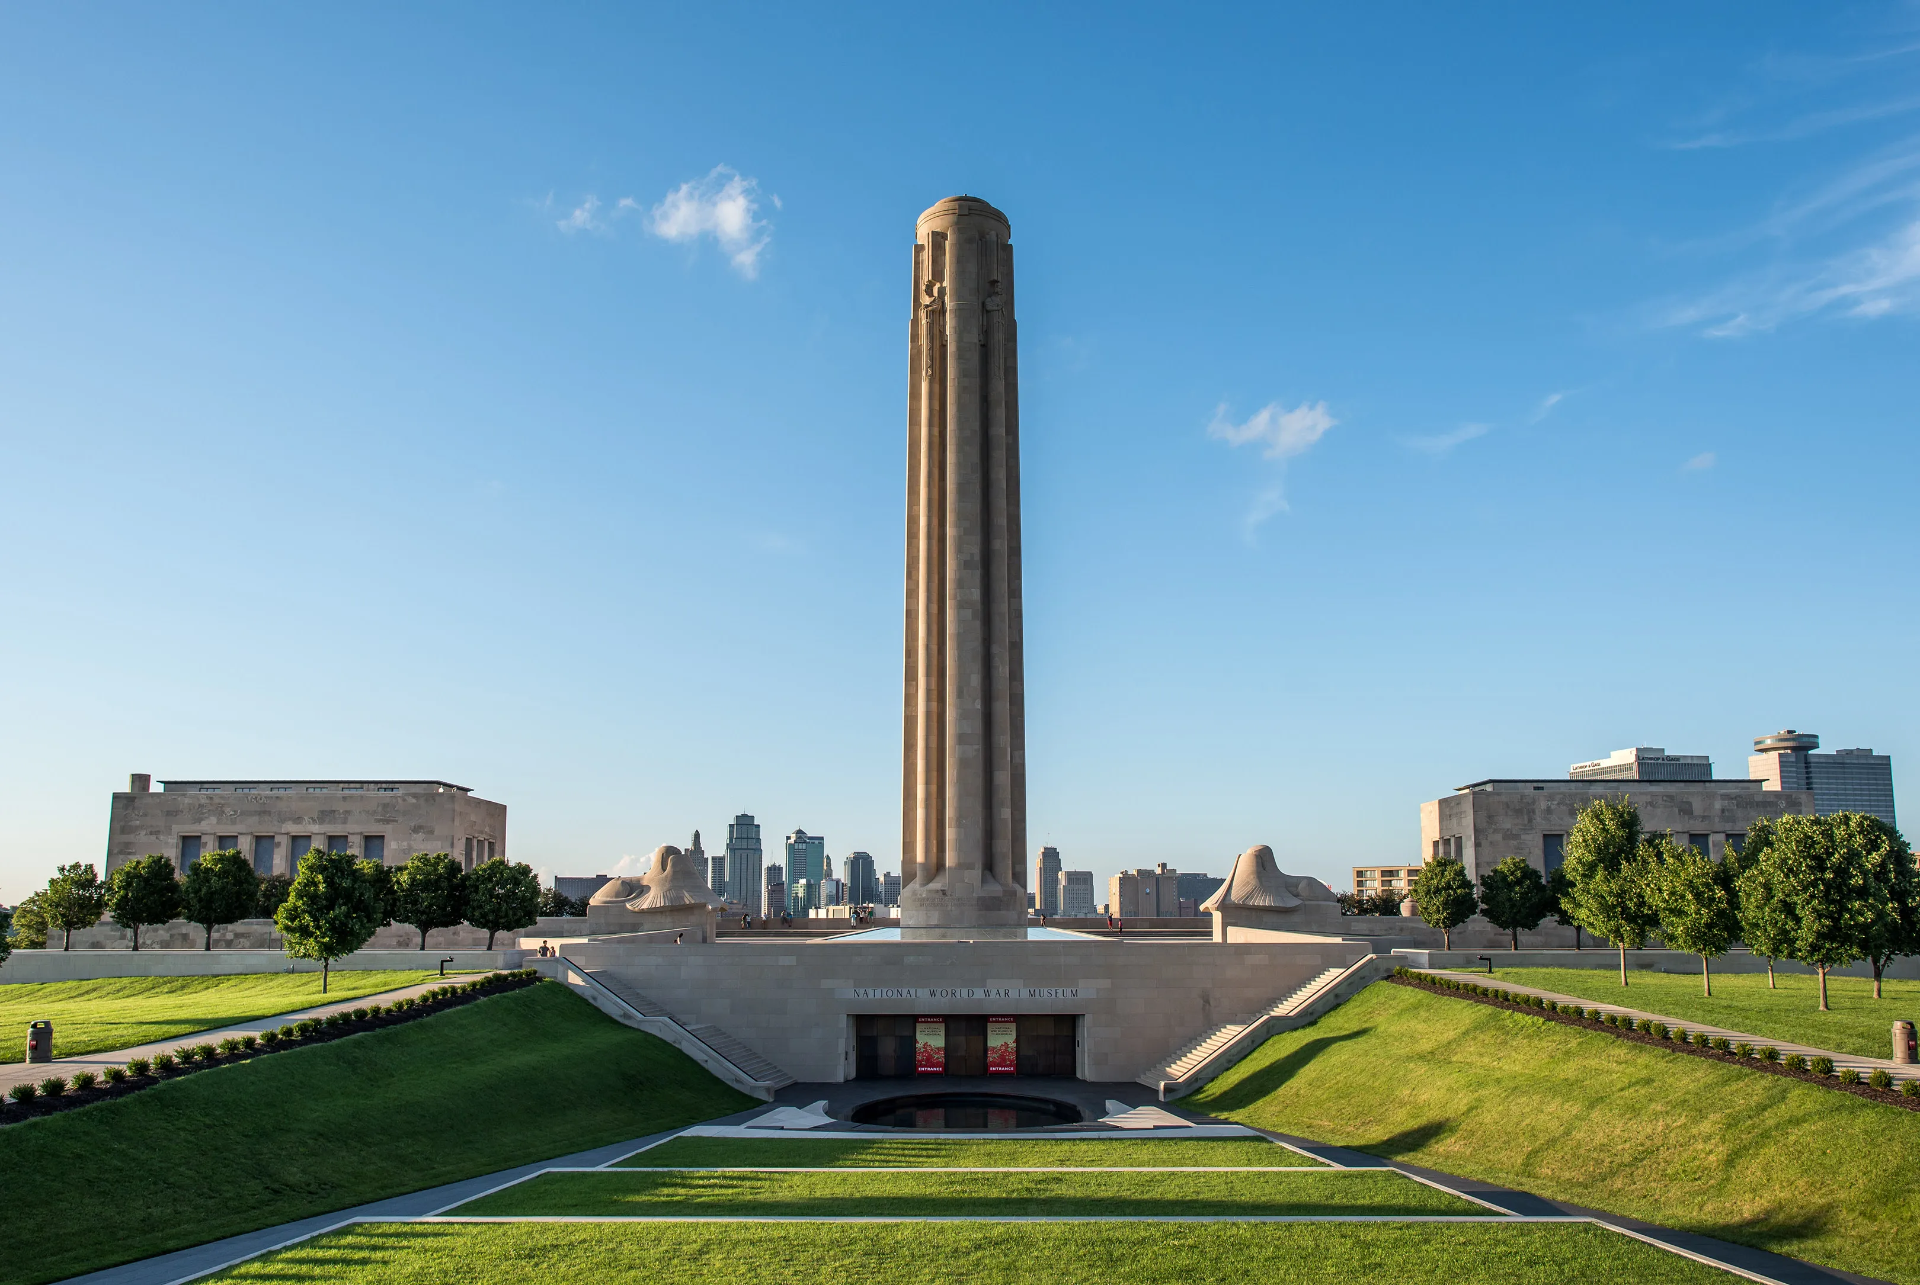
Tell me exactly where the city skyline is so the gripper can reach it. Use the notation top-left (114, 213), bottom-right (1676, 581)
top-left (3, 7), bottom-right (1917, 903)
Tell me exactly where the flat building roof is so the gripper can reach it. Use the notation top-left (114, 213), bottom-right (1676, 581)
top-left (1454, 778), bottom-right (1767, 794)
top-left (158, 780), bottom-right (472, 794)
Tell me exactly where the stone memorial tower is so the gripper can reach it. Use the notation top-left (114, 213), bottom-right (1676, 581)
top-left (900, 195), bottom-right (1029, 939)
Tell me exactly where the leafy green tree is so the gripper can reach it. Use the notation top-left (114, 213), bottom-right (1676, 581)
top-left (1563, 798), bottom-right (1658, 986)
top-left (1733, 819), bottom-right (1793, 989)
top-left (1752, 814), bottom-right (1879, 1011)
top-left (43, 863), bottom-right (109, 951)
top-left (538, 885), bottom-right (586, 918)
top-left (358, 858), bottom-right (398, 929)
top-left (1411, 857), bottom-right (1477, 950)
top-left (254, 873), bottom-right (293, 920)
top-left (393, 852), bottom-right (467, 949)
top-left (1478, 856), bottom-right (1554, 950)
top-left (180, 849), bottom-right (260, 950)
top-left (1648, 841), bottom-right (1740, 997)
top-left (105, 856), bottom-right (184, 951)
top-left (1845, 814), bottom-right (1917, 1000)
top-left (8, 891), bottom-right (50, 950)
top-left (0, 904), bottom-right (11, 965)
top-left (275, 849), bottom-right (384, 993)
top-left (1546, 865), bottom-right (1581, 950)
top-left (463, 858), bottom-right (541, 949)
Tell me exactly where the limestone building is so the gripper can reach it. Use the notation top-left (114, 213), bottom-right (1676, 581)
top-left (106, 774), bottom-right (506, 878)
top-left (1749, 730), bottom-right (1897, 827)
top-left (1059, 869), bottom-right (1095, 917)
top-left (1109, 864), bottom-right (1182, 918)
top-left (1568, 747), bottom-right (1712, 781)
top-left (1421, 777), bottom-right (1813, 884)
top-left (900, 196), bottom-right (1029, 938)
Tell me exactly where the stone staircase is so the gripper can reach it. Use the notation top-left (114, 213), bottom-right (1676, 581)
top-left (556, 961), bottom-right (795, 1095)
top-left (1139, 955), bottom-right (1388, 1101)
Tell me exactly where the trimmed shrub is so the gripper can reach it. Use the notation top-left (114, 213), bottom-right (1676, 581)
top-left (1838, 1067), bottom-right (1862, 1086)
top-left (261, 1029), bottom-right (281, 1047)
top-left (104, 1066), bottom-right (128, 1084)
top-left (40, 1076), bottom-right (68, 1097)
top-left (1759, 1046), bottom-right (1781, 1063)
top-left (152, 1052), bottom-right (177, 1073)
top-left (219, 1037), bottom-right (244, 1056)
top-left (1568, 1005), bottom-right (1586, 1019)
top-left (278, 1024), bottom-right (297, 1039)
top-left (1810, 1056), bottom-right (1835, 1076)
top-left (1734, 1042), bottom-right (1753, 1059)
top-left (70, 1071), bottom-right (98, 1091)
top-left (126, 1056), bottom-right (150, 1076)
top-left (322, 1012), bottom-right (345, 1029)
top-left (1648, 1022), bottom-right (1668, 1040)
top-left (294, 1020), bottom-right (319, 1037)
top-left (1783, 1054), bottom-right (1808, 1073)
top-left (365, 1004), bottom-right (383, 1017)
top-left (1903, 1079), bottom-right (1920, 1099)
top-left (1869, 1068), bottom-right (1893, 1090)
top-left (9, 1082), bottom-right (36, 1102)
top-left (1710, 1036), bottom-right (1730, 1052)
top-left (241, 1034), bottom-right (258, 1051)
top-left (181, 1045), bottom-right (206, 1063)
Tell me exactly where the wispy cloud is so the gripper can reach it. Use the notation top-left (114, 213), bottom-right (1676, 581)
top-left (1529, 391), bottom-right (1567, 423)
top-left (556, 195), bottom-right (606, 234)
top-left (1669, 94), bottom-right (1920, 150)
top-left (1683, 451), bottom-right (1717, 471)
top-left (647, 165), bottom-right (773, 278)
top-left (1667, 212), bottom-right (1920, 335)
top-left (1402, 423), bottom-right (1490, 457)
top-left (1207, 400), bottom-right (1338, 538)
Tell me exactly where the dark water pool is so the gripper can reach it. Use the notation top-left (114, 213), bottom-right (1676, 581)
top-left (848, 1092), bottom-right (1084, 1130)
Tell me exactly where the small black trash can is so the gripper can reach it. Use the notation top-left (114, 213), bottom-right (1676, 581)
top-left (26, 1020), bottom-right (53, 1064)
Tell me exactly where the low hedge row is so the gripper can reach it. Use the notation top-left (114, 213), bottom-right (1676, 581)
top-left (0, 970), bottom-right (543, 1126)
top-left (1389, 967), bottom-right (1920, 1110)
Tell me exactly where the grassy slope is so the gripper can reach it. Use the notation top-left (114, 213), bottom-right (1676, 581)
top-left (626, 1136), bottom-right (1321, 1167)
top-left (0, 971), bottom-right (440, 1062)
top-left (1489, 966), bottom-right (1919, 1060)
top-left (0, 982), bottom-right (753, 1285)
top-left (1189, 982), bottom-right (1920, 1285)
top-left (210, 1222), bottom-right (1743, 1285)
top-left (457, 1168), bottom-right (1465, 1216)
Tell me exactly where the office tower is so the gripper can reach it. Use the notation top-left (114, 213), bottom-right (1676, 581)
top-left (1060, 870), bottom-right (1096, 917)
top-left (1751, 730), bottom-right (1897, 827)
top-left (786, 829), bottom-right (827, 891)
top-left (881, 870), bottom-right (902, 906)
top-left (845, 851), bottom-right (879, 905)
top-left (900, 196), bottom-right (1029, 939)
top-left (1569, 747), bottom-right (1712, 781)
top-left (764, 864), bottom-right (785, 919)
top-left (727, 813), bottom-right (764, 914)
top-left (1035, 845), bottom-right (1062, 915)
top-left (687, 830), bottom-right (719, 901)
top-left (1108, 864), bottom-right (1181, 918)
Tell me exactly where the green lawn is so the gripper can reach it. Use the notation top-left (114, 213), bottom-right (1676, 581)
top-left (207, 1222), bottom-right (1746, 1284)
top-left (1189, 981), bottom-right (1920, 1285)
top-left (0, 971), bottom-right (443, 1062)
top-left (454, 1168), bottom-right (1464, 1217)
top-left (624, 1136), bottom-right (1321, 1167)
top-left (0, 982), bottom-right (754, 1285)
top-left (1484, 966), bottom-right (1919, 1060)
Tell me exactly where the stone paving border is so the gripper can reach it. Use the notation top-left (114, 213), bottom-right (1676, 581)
top-left (0, 972), bottom-right (487, 1096)
top-left (1407, 970), bottom-right (1918, 1108)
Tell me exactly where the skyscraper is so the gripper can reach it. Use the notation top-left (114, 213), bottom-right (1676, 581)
top-left (1035, 846), bottom-right (1062, 915)
top-left (688, 830), bottom-right (720, 901)
top-left (900, 196), bottom-right (1029, 939)
top-left (764, 864), bottom-right (784, 919)
top-left (1750, 730), bottom-right (1897, 827)
top-left (845, 851), bottom-right (879, 905)
top-left (881, 870), bottom-right (902, 907)
top-left (1060, 870), bottom-right (1095, 917)
top-left (786, 829), bottom-right (827, 892)
top-left (726, 814), bottom-right (764, 914)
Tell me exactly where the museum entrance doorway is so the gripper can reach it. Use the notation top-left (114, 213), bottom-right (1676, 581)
top-left (854, 1015), bottom-right (1078, 1078)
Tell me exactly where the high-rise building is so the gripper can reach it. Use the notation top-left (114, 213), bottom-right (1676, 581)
top-left (880, 870), bottom-right (902, 906)
top-left (1059, 870), bottom-right (1096, 917)
top-left (1568, 747), bottom-right (1713, 781)
top-left (1035, 846), bottom-right (1062, 915)
top-left (844, 851), bottom-right (879, 905)
top-left (1750, 730), bottom-right (1897, 827)
top-left (786, 829), bottom-right (827, 894)
top-left (1176, 871), bottom-right (1223, 906)
top-left (900, 196), bottom-right (1029, 940)
top-left (1108, 864), bottom-right (1182, 918)
top-left (727, 814), bottom-right (764, 914)
top-left (688, 830), bottom-right (720, 900)
top-left (763, 864), bottom-right (785, 919)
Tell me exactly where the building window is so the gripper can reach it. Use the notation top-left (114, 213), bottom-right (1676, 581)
top-left (486, 839), bottom-right (496, 862)
top-left (377, 787), bottom-right (398, 793)
top-left (1688, 833), bottom-right (1711, 855)
top-left (1542, 834), bottom-right (1566, 872)
top-left (464, 837), bottom-right (474, 870)
top-left (198, 787), bottom-right (221, 793)
top-left (290, 835), bottom-right (312, 874)
top-left (179, 835), bottom-right (202, 870)
top-left (252, 836), bottom-right (276, 876)
top-left (1726, 834), bottom-right (1744, 857)
top-left (342, 786), bottom-right (363, 793)
top-left (326, 835), bottom-right (350, 853)
top-left (364, 835), bottom-right (385, 863)
top-left (307, 786), bottom-right (327, 793)
top-left (1430, 840), bottom-right (1440, 861)
top-left (234, 786), bottom-right (256, 793)
top-left (216, 835), bottom-right (238, 852)
top-left (270, 786), bottom-right (293, 793)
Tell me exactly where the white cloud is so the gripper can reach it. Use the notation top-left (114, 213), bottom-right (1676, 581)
top-left (1207, 400), bottom-right (1338, 538)
top-left (556, 195), bottom-right (605, 234)
top-left (1683, 451), bottom-right (1717, 471)
top-left (1402, 423), bottom-right (1490, 457)
top-left (647, 165), bottom-right (772, 278)
top-left (1207, 400), bottom-right (1337, 460)
top-left (1673, 215), bottom-right (1920, 335)
top-left (1529, 391), bottom-right (1566, 423)
top-left (605, 852), bottom-right (652, 878)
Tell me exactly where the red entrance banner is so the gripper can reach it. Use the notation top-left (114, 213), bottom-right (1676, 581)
top-left (915, 1017), bottom-right (945, 1073)
top-left (987, 1017), bottom-right (1017, 1074)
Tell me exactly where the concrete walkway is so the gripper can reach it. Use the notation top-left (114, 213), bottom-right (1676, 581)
top-left (1, 974), bottom-right (484, 1095)
top-left (1421, 969), bottom-right (1916, 1086)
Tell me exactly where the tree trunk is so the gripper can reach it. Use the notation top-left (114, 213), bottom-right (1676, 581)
top-left (63, 926), bottom-right (72, 951)
top-left (1511, 927), bottom-right (1519, 950)
top-left (322, 958), bottom-right (330, 994)
top-left (131, 924), bottom-right (140, 951)
top-left (487, 927), bottom-right (498, 949)
top-left (1817, 965), bottom-right (1829, 1012)
top-left (204, 924), bottom-right (213, 951)
top-left (419, 926), bottom-right (428, 950)
top-left (1618, 943), bottom-right (1627, 986)
top-left (1702, 954), bottom-right (1711, 998)
top-left (1442, 926), bottom-right (1452, 949)
top-left (1574, 925), bottom-right (1582, 950)
top-left (1872, 957), bottom-right (1885, 1000)
top-left (1766, 959), bottom-right (1776, 989)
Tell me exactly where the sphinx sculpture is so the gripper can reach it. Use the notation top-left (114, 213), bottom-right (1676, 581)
top-left (1201, 844), bottom-right (1341, 941)
top-left (585, 845), bottom-right (728, 940)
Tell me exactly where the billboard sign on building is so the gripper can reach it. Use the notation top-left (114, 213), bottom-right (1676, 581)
top-left (987, 1017), bottom-right (1016, 1073)
top-left (915, 1017), bottom-right (945, 1073)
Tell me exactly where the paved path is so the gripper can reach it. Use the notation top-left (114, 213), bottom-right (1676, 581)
top-left (1421, 969), bottom-right (1916, 1085)
top-left (1, 974), bottom-right (484, 1095)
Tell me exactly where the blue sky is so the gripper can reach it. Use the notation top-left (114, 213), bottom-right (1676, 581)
top-left (4, 4), bottom-right (1918, 903)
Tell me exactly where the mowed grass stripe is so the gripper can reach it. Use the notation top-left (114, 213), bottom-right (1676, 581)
top-left (202, 1220), bottom-right (1749, 1284)
top-left (622, 1137), bottom-right (1323, 1168)
top-left (453, 1169), bottom-right (1476, 1218)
